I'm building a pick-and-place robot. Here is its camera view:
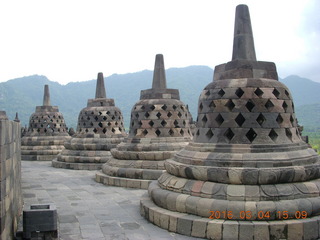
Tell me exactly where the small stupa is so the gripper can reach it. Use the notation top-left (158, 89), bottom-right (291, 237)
top-left (52, 73), bottom-right (127, 170)
top-left (96, 54), bottom-right (193, 189)
top-left (21, 85), bottom-right (70, 160)
top-left (140, 5), bottom-right (320, 239)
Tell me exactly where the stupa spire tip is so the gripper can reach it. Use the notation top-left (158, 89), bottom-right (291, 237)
top-left (95, 72), bottom-right (106, 99)
top-left (43, 84), bottom-right (51, 106)
top-left (152, 54), bottom-right (167, 89)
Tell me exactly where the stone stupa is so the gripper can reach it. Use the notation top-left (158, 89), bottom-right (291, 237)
top-left (141, 5), bottom-right (320, 240)
top-left (21, 85), bottom-right (70, 161)
top-left (96, 54), bottom-right (193, 189)
top-left (52, 72), bottom-right (127, 170)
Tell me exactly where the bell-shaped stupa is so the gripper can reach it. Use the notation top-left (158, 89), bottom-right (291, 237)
top-left (52, 73), bottom-right (127, 170)
top-left (141, 5), bottom-right (320, 239)
top-left (96, 54), bottom-right (193, 189)
top-left (21, 85), bottom-right (70, 160)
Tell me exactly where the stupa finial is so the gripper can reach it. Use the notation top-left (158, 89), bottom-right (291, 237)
top-left (152, 54), bottom-right (167, 89)
top-left (95, 72), bottom-right (106, 99)
top-left (232, 4), bottom-right (256, 61)
top-left (14, 112), bottom-right (20, 122)
top-left (43, 85), bottom-right (51, 106)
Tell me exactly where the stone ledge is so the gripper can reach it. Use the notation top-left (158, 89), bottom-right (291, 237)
top-left (140, 192), bottom-right (320, 240)
top-left (52, 159), bottom-right (102, 170)
top-left (95, 171), bottom-right (152, 189)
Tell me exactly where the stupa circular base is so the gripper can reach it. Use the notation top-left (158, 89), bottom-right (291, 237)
top-left (140, 191), bottom-right (320, 240)
top-left (95, 171), bottom-right (152, 189)
top-left (52, 159), bottom-right (102, 170)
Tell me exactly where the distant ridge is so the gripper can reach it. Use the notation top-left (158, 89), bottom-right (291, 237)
top-left (0, 67), bottom-right (319, 134)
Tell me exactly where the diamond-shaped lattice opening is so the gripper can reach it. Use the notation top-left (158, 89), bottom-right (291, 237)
top-left (156, 112), bottom-right (162, 119)
top-left (111, 116), bottom-right (115, 120)
top-left (141, 105), bottom-right (145, 110)
top-left (265, 100), bottom-right (274, 110)
top-left (91, 111), bottom-right (94, 115)
top-left (156, 129), bottom-right (161, 136)
top-left (246, 128), bottom-right (257, 143)
top-left (115, 121), bottom-right (118, 126)
top-left (98, 122), bottom-right (103, 128)
top-left (99, 111), bottom-right (102, 115)
top-left (218, 89), bottom-right (225, 97)
top-left (225, 99), bottom-right (235, 111)
top-left (272, 88), bottom-right (280, 99)
top-left (180, 129), bottom-right (184, 135)
top-left (107, 111), bottom-right (111, 115)
top-left (131, 121), bottom-right (134, 127)
top-left (202, 115), bottom-right (208, 123)
top-left (276, 114), bottom-right (283, 125)
top-left (149, 120), bottom-right (154, 127)
top-left (142, 129), bottom-right (148, 136)
top-left (196, 129), bottom-right (200, 136)
top-left (90, 122), bottom-right (94, 126)
top-left (245, 100), bottom-right (255, 112)
top-left (173, 105), bottom-right (177, 110)
top-left (235, 88), bottom-right (244, 98)
top-left (285, 128), bottom-right (293, 140)
top-left (178, 112), bottom-right (182, 118)
top-left (183, 120), bottom-right (186, 126)
top-left (168, 129), bottom-right (174, 136)
top-left (93, 128), bottom-right (98, 133)
top-left (268, 129), bottom-right (278, 141)
top-left (162, 104), bottom-right (167, 110)
top-left (119, 127), bottom-right (122, 132)
top-left (85, 129), bottom-right (89, 133)
top-left (290, 115), bottom-right (295, 125)
top-left (108, 122), bottom-right (112, 126)
top-left (167, 112), bottom-right (172, 117)
top-left (235, 113), bottom-right (245, 127)
top-left (44, 129), bottom-right (47, 133)
top-left (161, 120), bottom-right (167, 127)
top-left (285, 90), bottom-right (290, 98)
top-left (282, 101), bottom-right (288, 112)
top-left (292, 103), bottom-right (295, 111)
top-left (133, 129), bottom-right (138, 135)
top-left (138, 120), bottom-right (142, 126)
top-left (209, 101), bottom-right (216, 110)
top-left (174, 120), bottom-right (179, 127)
top-left (111, 128), bottom-right (116, 133)
top-left (224, 128), bottom-right (235, 141)
top-left (199, 103), bottom-right (204, 111)
top-left (206, 129), bottom-right (214, 139)
top-left (256, 113), bottom-right (266, 126)
top-left (150, 105), bottom-right (155, 110)
top-left (145, 112), bottom-right (150, 118)
top-left (215, 114), bottom-right (224, 126)
top-left (135, 113), bottom-right (139, 118)
top-left (103, 116), bottom-right (107, 121)
top-left (205, 90), bottom-right (210, 97)
top-left (254, 88), bottom-right (264, 97)
top-left (83, 122), bottom-right (86, 126)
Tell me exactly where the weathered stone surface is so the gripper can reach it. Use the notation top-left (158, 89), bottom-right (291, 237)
top-left (141, 4), bottom-right (320, 239)
top-left (53, 73), bottom-right (126, 170)
top-left (22, 85), bottom-right (70, 161)
top-left (97, 54), bottom-right (192, 188)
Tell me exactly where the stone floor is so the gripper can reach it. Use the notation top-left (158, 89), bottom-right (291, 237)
top-left (20, 161), bottom-right (201, 240)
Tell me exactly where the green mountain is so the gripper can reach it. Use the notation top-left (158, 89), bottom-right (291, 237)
top-left (0, 67), bottom-right (319, 135)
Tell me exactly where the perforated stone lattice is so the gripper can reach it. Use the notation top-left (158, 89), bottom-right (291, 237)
top-left (129, 102), bottom-right (192, 138)
top-left (77, 108), bottom-right (125, 135)
top-left (28, 112), bottom-right (67, 135)
top-left (195, 80), bottom-right (301, 144)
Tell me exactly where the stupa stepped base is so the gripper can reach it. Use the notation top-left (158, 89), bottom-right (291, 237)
top-left (96, 171), bottom-right (152, 189)
top-left (52, 159), bottom-right (102, 170)
top-left (21, 136), bottom-right (69, 161)
top-left (140, 188), bottom-right (320, 240)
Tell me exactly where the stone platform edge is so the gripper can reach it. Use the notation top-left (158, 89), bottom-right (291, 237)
top-left (52, 159), bottom-right (102, 170)
top-left (140, 193), bottom-right (320, 240)
top-left (95, 171), bottom-right (152, 189)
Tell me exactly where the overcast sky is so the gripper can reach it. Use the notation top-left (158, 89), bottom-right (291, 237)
top-left (0, 0), bottom-right (319, 84)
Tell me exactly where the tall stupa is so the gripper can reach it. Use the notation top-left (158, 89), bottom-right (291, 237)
top-left (52, 73), bottom-right (127, 170)
top-left (140, 5), bottom-right (320, 240)
top-left (21, 85), bottom-right (70, 160)
top-left (96, 54), bottom-right (193, 189)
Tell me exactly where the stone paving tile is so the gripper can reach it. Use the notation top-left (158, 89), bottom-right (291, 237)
top-left (21, 161), bottom-right (201, 240)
